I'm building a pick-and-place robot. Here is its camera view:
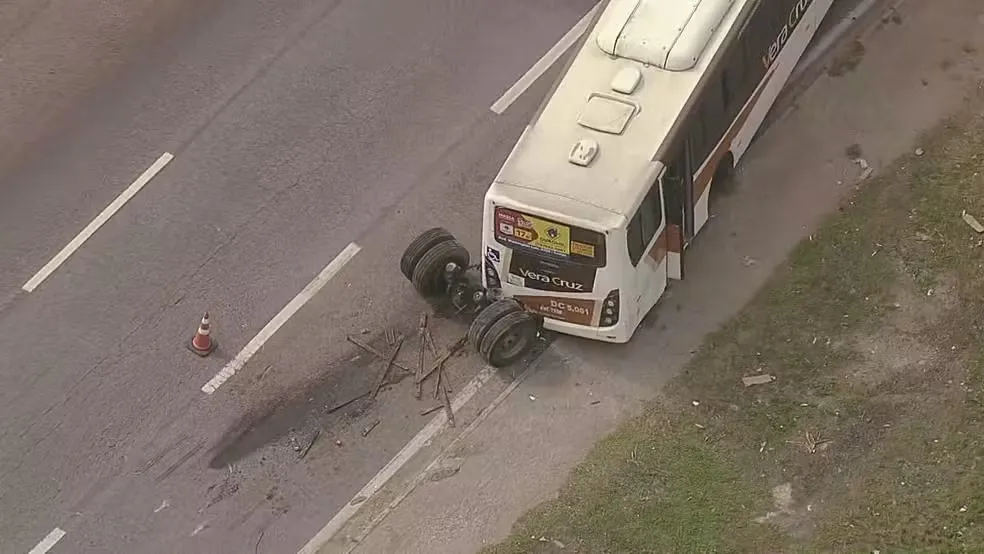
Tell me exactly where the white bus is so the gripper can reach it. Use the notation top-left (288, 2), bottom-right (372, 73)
top-left (401, 0), bottom-right (834, 366)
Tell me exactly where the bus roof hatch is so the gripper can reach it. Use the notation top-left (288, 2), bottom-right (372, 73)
top-left (595, 0), bottom-right (736, 72)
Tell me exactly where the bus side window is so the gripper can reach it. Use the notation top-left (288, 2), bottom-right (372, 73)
top-left (627, 185), bottom-right (663, 266)
top-left (641, 183), bottom-right (662, 238)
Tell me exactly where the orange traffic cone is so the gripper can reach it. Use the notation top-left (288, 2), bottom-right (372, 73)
top-left (188, 312), bottom-right (217, 356)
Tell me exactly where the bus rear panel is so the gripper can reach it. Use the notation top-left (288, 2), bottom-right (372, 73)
top-left (482, 201), bottom-right (630, 342)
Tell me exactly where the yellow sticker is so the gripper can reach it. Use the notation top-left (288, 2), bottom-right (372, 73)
top-left (570, 241), bottom-right (595, 258)
top-left (513, 228), bottom-right (534, 241)
top-left (521, 216), bottom-right (570, 255)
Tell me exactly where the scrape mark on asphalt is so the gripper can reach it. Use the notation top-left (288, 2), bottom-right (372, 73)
top-left (156, 439), bottom-right (205, 482)
top-left (137, 433), bottom-right (188, 475)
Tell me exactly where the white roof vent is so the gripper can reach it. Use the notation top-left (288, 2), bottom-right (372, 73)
top-left (568, 139), bottom-right (599, 167)
top-left (595, 0), bottom-right (735, 71)
top-left (610, 66), bottom-right (642, 94)
top-left (577, 93), bottom-right (639, 135)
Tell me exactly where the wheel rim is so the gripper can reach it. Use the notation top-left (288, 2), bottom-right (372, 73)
top-left (495, 322), bottom-right (531, 360)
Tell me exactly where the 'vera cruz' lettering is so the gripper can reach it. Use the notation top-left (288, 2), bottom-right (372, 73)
top-left (517, 267), bottom-right (585, 292)
top-left (762, 0), bottom-right (814, 69)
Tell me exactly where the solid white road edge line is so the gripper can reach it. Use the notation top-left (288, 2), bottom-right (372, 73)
top-left (28, 527), bottom-right (66, 554)
top-left (489, 3), bottom-right (601, 115)
top-left (297, 365), bottom-right (500, 554)
top-left (340, 363), bottom-right (536, 554)
top-left (200, 242), bottom-right (361, 395)
top-left (22, 152), bottom-right (174, 293)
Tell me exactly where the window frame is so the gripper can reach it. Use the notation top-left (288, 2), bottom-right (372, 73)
top-left (626, 183), bottom-right (664, 266)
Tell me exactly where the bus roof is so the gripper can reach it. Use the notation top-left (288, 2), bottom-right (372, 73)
top-left (491, 0), bottom-right (752, 221)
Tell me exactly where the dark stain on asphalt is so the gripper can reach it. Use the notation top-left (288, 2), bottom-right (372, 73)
top-left (206, 301), bottom-right (550, 469)
top-left (206, 327), bottom-right (405, 469)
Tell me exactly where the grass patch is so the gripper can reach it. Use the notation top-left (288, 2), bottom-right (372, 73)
top-left (482, 95), bottom-right (984, 553)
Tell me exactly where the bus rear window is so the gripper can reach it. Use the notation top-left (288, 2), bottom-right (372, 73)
top-left (493, 206), bottom-right (606, 267)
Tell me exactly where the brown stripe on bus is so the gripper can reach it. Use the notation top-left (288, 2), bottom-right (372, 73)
top-left (513, 295), bottom-right (596, 327)
top-left (648, 227), bottom-right (669, 265)
top-left (666, 223), bottom-right (683, 254)
top-left (693, 69), bottom-right (777, 199)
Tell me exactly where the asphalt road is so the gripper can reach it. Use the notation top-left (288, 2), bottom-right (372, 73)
top-left (0, 0), bottom-right (865, 552)
top-left (0, 0), bottom-right (594, 552)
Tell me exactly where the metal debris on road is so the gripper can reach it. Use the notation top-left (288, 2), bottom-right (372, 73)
top-left (742, 374), bottom-right (777, 387)
top-left (254, 529), bottom-right (265, 554)
top-left (420, 405), bottom-right (444, 416)
top-left (423, 328), bottom-right (454, 398)
top-left (336, 319), bottom-right (470, 440)
top-left (417, 335), bottom-right (467, 384)
top-left (434, 359), bottom-right (445, 399)
top-left (962, 210), bottom-right (984, 233)
top-left (371, 335), bottom-right (404, 401)
top-left (299, 429), bottom-right (320, 459)
top-left (415, 313), bottom-right (429, 399)
top-left (346, 335), bottom-right (414, 373)
top-left (423, 328), bottom-right (439, 355)
top-left (441, 383), bottom-right (456, 428)
top-left (325, 391), bottom-right (371, 415)
top-left (361, 419), bottom-right (381, 437)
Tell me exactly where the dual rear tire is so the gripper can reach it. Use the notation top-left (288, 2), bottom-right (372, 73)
top-left (474, 305), bottom-right (538, 367)
top-left (401, 227), bottom-right (538, 367)
top-left (466, 297), bottom-right (537, 367)
top-left (400, 227), bottom-right (470, 297)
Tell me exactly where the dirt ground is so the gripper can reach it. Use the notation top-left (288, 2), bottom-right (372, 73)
top-left (482, 24), bottom-right (984, 554)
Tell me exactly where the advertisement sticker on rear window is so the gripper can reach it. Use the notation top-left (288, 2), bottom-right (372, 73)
top-left (494, 207), bottom-right (606, 267)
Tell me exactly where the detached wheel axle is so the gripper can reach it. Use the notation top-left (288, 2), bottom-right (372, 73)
top-left (400, 230), bottom-right (538, 367)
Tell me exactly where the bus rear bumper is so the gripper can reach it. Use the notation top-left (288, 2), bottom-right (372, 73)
top-left (541, 317), bottom-right (631, 344)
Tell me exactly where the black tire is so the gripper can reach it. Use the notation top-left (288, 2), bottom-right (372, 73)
top-left (410, 239), bottom-right (470, 297)
top-left (468, 298), bottom-right (522, 351)
top-left (400, 227), bottom-right (455, 281)
top-left (479, 310), bottom-right (537, 367)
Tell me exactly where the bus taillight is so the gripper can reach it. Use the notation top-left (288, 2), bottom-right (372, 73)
top-left (600, 289), bottom-right (620, 327)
